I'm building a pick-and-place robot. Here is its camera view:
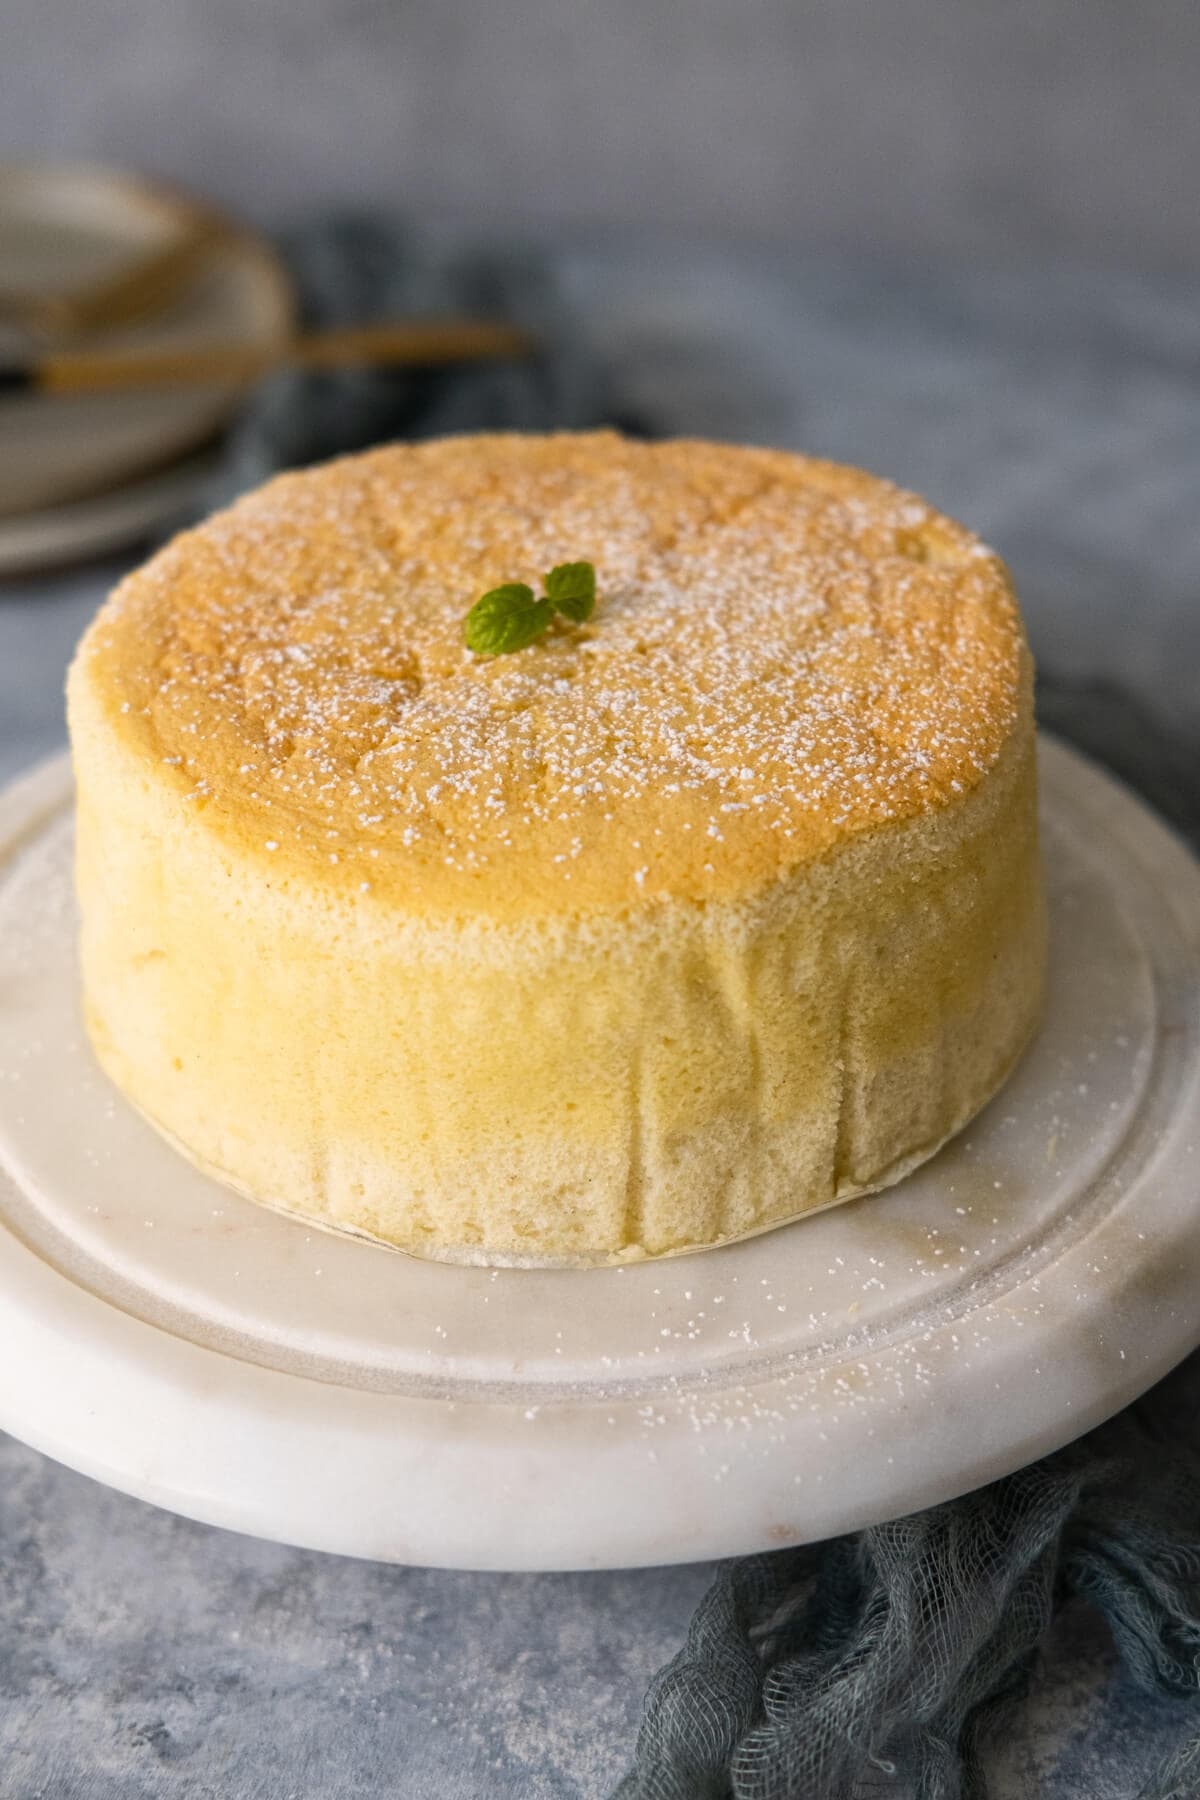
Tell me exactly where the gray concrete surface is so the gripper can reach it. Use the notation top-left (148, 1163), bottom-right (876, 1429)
top-left (1, 1434), bottom-right (1195, 1800)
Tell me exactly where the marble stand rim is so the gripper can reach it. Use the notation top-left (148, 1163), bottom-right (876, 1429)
top-left (0, 738), bottom-right (1197, 1570)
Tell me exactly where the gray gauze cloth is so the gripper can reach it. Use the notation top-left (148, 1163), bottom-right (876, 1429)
top-left (212, 219), bottom-right (1200, 1800)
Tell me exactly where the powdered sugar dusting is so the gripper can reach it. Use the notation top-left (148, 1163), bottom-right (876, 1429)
top-left (82, 432), bottom-right (1024, 915)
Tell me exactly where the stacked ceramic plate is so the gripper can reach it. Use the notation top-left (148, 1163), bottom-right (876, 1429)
top-left (0, 164), bottom-right (292, 576)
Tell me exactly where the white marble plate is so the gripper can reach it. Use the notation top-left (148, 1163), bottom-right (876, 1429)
top-left (0, 741), bottom-right (1196, 1570)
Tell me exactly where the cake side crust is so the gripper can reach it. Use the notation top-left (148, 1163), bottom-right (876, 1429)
top-left (71, 646), bottom-right (1044, 1263)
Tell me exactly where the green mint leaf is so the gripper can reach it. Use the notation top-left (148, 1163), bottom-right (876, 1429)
top-left (544, 560), bottom-right (596, 623)
top-left (464, 584), bottom-right (554, 655)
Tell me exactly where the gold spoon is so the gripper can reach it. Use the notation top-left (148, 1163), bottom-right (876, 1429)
top-left (0, 319), bottom-right (533, 397)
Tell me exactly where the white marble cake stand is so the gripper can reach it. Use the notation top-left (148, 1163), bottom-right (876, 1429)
top-left (0, 739), bottom-right (1197, 1571)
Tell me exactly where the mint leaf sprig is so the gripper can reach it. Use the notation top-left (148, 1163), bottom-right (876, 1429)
top-left (464, 560), bottom-right (596, 656)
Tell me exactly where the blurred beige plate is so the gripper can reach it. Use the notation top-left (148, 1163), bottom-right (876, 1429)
top-left (0, 451), bottom-right (217, 579)
top-left (0, 163), bottom-right (293, 521)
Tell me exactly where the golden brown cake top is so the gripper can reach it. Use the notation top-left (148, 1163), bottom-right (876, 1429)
top-left (74, 432), bottom-right (1028, 919)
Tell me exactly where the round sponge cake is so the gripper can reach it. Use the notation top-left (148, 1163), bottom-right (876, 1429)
top-left (67, 432), bottom-right (1045, 1264)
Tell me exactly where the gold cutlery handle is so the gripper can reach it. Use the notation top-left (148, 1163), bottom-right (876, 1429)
top-left (29, 320), bottom-right (532, 394)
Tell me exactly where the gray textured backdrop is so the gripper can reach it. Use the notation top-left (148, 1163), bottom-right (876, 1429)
top-left (6, 0), bottom-right (1200, 266)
